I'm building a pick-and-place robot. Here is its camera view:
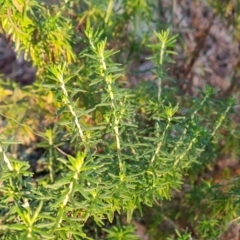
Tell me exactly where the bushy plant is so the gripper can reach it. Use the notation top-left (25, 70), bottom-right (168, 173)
top-left (0, 0), bottom-right (238, 239)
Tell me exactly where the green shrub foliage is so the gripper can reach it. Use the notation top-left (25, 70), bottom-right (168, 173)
top-left (0, 0), bottom-right (237, 239)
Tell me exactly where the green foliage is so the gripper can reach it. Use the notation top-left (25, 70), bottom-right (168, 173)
top-left (167, 229), bottom-right (192, 240)
top-left (104, 220), bottom-right (139, 240)
top-left (0, 0), bottom-right (239, 239)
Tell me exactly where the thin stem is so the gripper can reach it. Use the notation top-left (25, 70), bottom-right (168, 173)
top-left (97, 42), bottom-right (123, 173)
top-left (0, 146), bottom-right (13, 171)
top-left (54, 162), bottom-right (82, 229)
top-left (210, 104), bottom-right (232, 138)
top-left (171, 92), bottom-right (210, 156)
top-left (174, 131), bottom-right (199, 167)
top-left (157, 40), bottom-right (165, 101)
top-left (150, 118), bottom-right (171, 165)
top-left (55, 66), bottom-right (91, 153)
top-left (59, 73), bottom-right (85, 140)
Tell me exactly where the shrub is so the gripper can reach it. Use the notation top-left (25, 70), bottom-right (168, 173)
top-left (0, 1), bottom-right (237, 239)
